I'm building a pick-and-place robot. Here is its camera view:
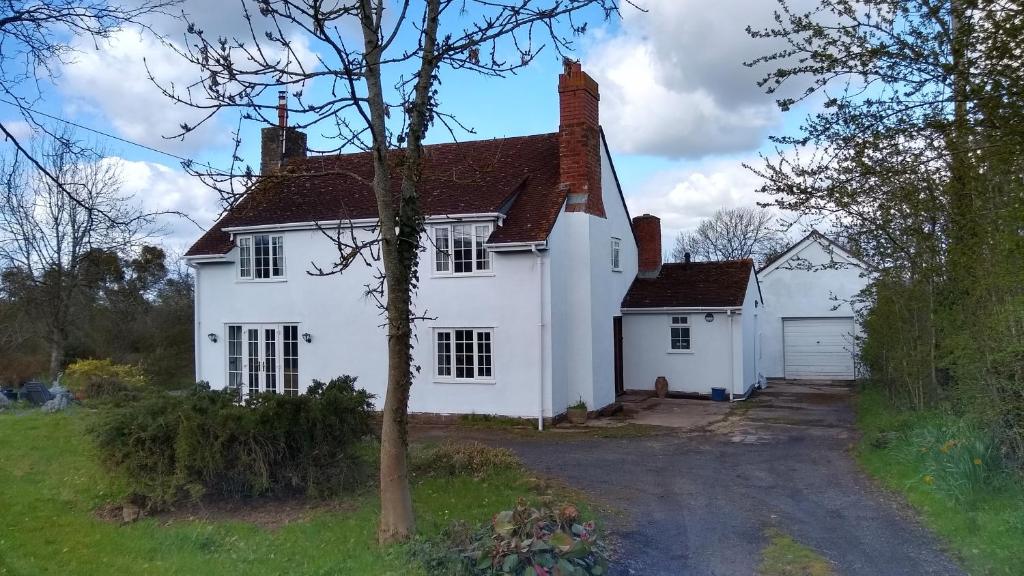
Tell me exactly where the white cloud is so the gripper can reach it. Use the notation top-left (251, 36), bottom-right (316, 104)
top-left (1, 119), bottom-right (35, 142)
top-left (624, 156), bottom-right (772, 242)
top-left (107, 157), bottom-right (221, 254)
top-left (586, 0), bottom-right (807, 158)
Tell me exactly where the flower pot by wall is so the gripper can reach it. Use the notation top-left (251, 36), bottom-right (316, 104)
top-left (566, 407), bottom-right (588, 425)
top-left (655, 376), bottom-right (669, 399)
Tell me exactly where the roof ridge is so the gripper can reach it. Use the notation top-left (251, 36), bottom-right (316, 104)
top-left (295, 132), bottom-right (559, 163)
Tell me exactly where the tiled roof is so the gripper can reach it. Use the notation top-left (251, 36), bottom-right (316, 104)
top-left (621, 260), bottom-right (755, 308)
top-left (186, 133), bottom-right (562, 256)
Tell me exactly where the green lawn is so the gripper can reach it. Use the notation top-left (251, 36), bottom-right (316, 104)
top-left (855, 387), bottom-right (1024, 576)
top-left (0, 410), bottom-right (537, 575)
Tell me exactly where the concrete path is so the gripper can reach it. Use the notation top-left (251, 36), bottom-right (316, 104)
top-left (499, 381), bottom-right (965, 576)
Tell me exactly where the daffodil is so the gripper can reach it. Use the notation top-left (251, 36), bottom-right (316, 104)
top-left (923, 475), bottom-right (934, 485)
top-left (973, 458), bottom-right (982, 466)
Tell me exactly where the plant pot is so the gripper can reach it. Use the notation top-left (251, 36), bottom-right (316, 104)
top-left (566, 407), bottom-right (588, 425)
top-left (655, 376), bottom-right (669, 399)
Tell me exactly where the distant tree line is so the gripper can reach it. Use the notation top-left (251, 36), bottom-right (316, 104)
top-left (749, 0), bottom-right (1024, 462)
top-left (0, 129), bottom-right (194, 389)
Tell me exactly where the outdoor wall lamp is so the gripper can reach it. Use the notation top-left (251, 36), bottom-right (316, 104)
top-left (302, 332), bottom-right (312, 343)
top-left (704, 313), bottom-right (715, 323)
top-left (208, 333), bottom-right (219, 343)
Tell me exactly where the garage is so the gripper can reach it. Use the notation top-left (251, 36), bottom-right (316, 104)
top-left (783, 317), bottom-right (856, 380)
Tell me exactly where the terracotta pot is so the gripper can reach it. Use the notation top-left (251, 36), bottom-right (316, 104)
top-left (655, 376), bottom-right (669, 399)
top-left (566, 407), bottom-right (588, 425)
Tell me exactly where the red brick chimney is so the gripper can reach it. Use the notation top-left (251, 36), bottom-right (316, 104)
top-left (261, 91), bottom-right (307, 174)
top-left (558, 60), bottom-right (604, 217)
top-left (633, 214), bottom-right (662, 277)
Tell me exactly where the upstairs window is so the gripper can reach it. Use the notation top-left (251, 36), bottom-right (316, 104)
top-left (611, 237), bottom-right (622, 271)
top-left (670, 316), bottom-right (691, 351)
top-left (238, 234), bottom-right (285, 280)
top-left (434, 223), bottom-right (492, 275)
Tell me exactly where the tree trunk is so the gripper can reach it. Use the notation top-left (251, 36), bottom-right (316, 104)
top-left (48, 329), bottom-right (64, 384)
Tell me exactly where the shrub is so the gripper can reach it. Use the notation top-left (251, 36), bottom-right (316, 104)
top-left (410, 499), bottom-right (608, 576)
top-left (64, 359), bottom-right (147, 400)
top-left (90, 376), bottom-right (374, 508)
top-left (411, 441), bottom-right (522, 479)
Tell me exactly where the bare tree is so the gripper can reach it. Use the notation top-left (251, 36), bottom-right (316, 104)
top-left (671, 206), bottom-right (787, 266)
top-left (156, 0), bottom-right (638, 543)
top-left (0, 129), bottom-right (156, 380)
top-left (0, 0), bottom-right (178, 209)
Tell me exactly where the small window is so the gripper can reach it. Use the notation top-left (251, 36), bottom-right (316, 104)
top-left (436, 329), bottom-right (494, 381)
top-left (610, 237), bottom-right (622, 271)
top-left (670, 316), bottom-right (690, 350)
top-left (227, 325), bottom-right (243, 390)
top-left (434, 223), bottom-right (492, 275)
top-left (238, 234), bottom-right (285, 280)
top-left (283, 325), bottom-right (299, 396)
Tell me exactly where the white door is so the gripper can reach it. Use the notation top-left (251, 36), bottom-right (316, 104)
top-left (244, 325), bottom-right (281, 396)
top-left (783, 318), bottom-right (856, 380)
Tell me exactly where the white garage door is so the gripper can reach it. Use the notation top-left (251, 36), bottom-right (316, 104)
top-left (783, 318), bottom-right (856, 380)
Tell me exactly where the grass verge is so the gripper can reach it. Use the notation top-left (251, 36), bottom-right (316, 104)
top-left (855, 386), bottom-right (1024, 576)
top-left (759, 528), bottom-right (833, 576)
top-left (0, 410), bottom-right (553, 575)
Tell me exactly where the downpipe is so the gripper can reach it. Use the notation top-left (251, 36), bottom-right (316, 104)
top-left (532, 246), bottom-right (544, 431)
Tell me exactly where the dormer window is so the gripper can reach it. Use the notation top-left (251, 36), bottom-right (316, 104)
top-left (433, 223), bottom-right (492, 275)
top-left (238, 234), bottom-right (285, 280)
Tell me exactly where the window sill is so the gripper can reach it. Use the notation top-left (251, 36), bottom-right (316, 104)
top-left (236, 278), bottom-right (288, 284)
top-left (431, 272), bottom-right (496, 279)
top-left (612, 268), bottom-right (622, 273)
top-left (433, 377), bottom-right (497, 385)
top-left (667, 349), bottom-right (695, 354)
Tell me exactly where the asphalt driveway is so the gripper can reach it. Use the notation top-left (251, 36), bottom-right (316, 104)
top-left (499, 381), bottom-right (965, 576)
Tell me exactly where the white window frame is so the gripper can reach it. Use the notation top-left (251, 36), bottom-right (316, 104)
top-left (433, 328), bottom-right (495, 383)
top-left (432, 223), bottom-right (493, 276)
top-left (668, 315), bottom-right (692, 353)
top-left (610, 237), bottom-right (622, 271)
top-left (237, 233), bottom-right (286, 281)
top-left (224, 323), bottom-right (300, 396)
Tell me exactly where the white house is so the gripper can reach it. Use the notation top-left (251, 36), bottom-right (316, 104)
top-left (758, 231), bottom-right (871, 380)
top-left (619, 222), bottom-right (763, 400)
top-left (185, 62), bottom-right (638, 421)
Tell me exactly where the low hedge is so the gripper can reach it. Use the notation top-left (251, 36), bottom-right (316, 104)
top-left (90, 376), bottom-right (374, 509)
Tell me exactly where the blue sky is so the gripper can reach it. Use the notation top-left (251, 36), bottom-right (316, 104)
top-left (0, 0), bottom-right (816, 254)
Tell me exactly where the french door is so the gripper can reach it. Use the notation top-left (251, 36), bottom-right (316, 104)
top-left (227, 324), bottom-right (300, 397)
top-left (245, 325), bottom-right (280, 396)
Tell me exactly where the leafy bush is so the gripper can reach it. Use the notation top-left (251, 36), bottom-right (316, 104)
top-left (411, 441), bottom-right (522, 479)
top-left (90, 376), bottom-right (374, 508)
top-left (64, 359), bottom-right (147, 400)
top-left (410, 499), bottom-right (608, 576)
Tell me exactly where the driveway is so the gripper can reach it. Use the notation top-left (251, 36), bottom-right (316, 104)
top-left (499, 381), bottom-right (965, 576)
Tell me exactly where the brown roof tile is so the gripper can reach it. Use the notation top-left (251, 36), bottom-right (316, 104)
top-left (621, 260), bottom-right (755, 308)
top-left (186, 133), bottom-right (563, 256)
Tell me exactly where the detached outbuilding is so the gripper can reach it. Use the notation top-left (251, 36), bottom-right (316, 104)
top-left (758, 231), bottom-right (871, 381)
top-left (619, 215), bottom-right (763, 400)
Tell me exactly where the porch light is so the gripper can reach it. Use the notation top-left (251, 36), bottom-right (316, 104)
top-left (302, 332), bottom-right (312, 343)
top-left (704, 313), bottom-right (714, 323)
top-left (208, 333), bottom-right (219, 343)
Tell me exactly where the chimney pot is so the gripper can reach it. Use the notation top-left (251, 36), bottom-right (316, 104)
top-left (633, 214), bottom-right (662, 277)
top-left (278, 90), bottom-right (287, 128)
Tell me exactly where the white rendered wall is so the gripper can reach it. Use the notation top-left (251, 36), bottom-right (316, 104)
top-left (546, 138), bottom-right (637, 413)
top-left (758, 239), bottom-right (869, 378)
top-left (621, 311), bottom-right (736, 395)
top-left (737, 271), bottom-right (761, 396)
top-left (194, 222), bottom-right (552, 418)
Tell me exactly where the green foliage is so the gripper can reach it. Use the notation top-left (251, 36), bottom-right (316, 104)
top-left (89, 376), bottom-right (374, 508)
top-left (759, 528), bottom-right (833, 576)
top-left (410, 499), bottom-right (608, 576)
top-left (412, 441), bottom-right (522, 479)
top-left (0, 411), bottom-right (543, 575)
top-left (569, 398), bottom-right (587, 411)
top-left (856, 387), bottom-right (1024, 575)
top-left (63, 358), bottom-right (147, 399)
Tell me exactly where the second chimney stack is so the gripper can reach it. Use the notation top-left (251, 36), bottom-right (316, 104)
top-left (633, 214), bottom-right (662, 278)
